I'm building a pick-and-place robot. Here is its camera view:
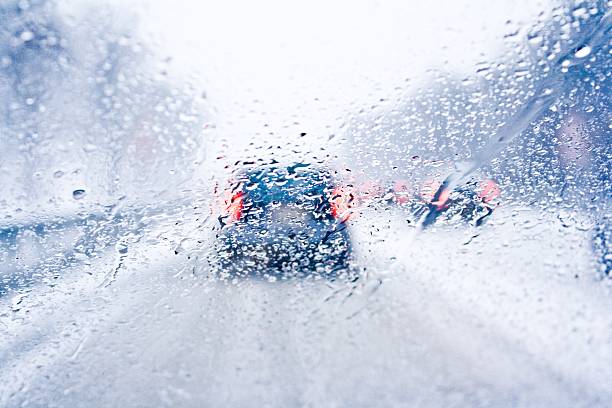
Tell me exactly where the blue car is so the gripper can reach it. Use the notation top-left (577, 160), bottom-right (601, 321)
top-left (215, 163), bottom-right (352, 279)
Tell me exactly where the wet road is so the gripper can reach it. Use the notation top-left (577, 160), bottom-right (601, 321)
top-left (1, 206), bottom-right (611, 407)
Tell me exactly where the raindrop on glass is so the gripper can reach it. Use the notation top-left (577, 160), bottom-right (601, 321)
top-left (72, 189), bottom-right (86, 200)
top-left (574, 45), bottom-right (591, 59)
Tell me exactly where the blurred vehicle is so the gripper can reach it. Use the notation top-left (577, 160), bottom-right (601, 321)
top-left (417, 179), bottom-right (501, 228)
top-left (370, 176), bottom-right (501, 227)
top-left (214, 163), bottom-right (352, 279)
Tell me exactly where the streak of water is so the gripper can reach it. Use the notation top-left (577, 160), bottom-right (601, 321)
top-left (419, 10), bottom-right (612, 229)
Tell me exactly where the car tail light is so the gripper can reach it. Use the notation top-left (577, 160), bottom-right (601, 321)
top-left (355, 180), bottom-right (382, 203)
top-left (218, 189), bottom-right (244, 223)
top-left (329, 186), bottom-right (354, 222)
top-left (392, 180), bottom-right (411, 205)
top-left (420, 179), bottom-right (450, 210)
top-left (478, 179), bottom-right (500, 204)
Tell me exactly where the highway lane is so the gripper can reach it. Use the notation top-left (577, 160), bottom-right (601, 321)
top-left (1, 206), bottom-right (611, 407)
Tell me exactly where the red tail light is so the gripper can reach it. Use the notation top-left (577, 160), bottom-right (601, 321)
top-left (218, 190), bottom-right (244, 223)
top-left (355, 181), bottom-right (382, 202)
top-left (479, 179), bottom-right (500, 204)
top-left (420, 179), bottom-right (450, 210)
top-left (329, 186), bottom-right (354, 222)
top-left (392, 180), bottom-right (411, 205)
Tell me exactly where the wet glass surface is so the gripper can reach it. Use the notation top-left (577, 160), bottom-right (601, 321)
top-left (0, 0), bottom-right (611, 406)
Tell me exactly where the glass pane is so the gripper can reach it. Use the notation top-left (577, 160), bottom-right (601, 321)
top-left (1, 0), bottom-right (610, 406)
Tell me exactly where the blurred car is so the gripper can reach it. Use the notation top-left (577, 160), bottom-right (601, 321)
top-left (214, 163), bottom-right (352, 279)
top-left (373, 176), bottom-right (501, 228)
top-left (417, 179), bottom-right (501, 228)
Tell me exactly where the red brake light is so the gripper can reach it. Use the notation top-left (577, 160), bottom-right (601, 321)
top-left (479, 179), bottom-right (500, 204)
top-left (420, 179), bottom-right (449, 210)
top-left (218, 190), bottom-right (244, 223)
top-left (356, 181), bottom-right (382, 202)
top-left (329, 186), bottom-right (354, 222)
top-left (393, 180), bottom-right (411, 205)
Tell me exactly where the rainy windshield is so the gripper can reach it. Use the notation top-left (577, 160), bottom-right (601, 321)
top-left (1, 0), bottom-right (611, 406)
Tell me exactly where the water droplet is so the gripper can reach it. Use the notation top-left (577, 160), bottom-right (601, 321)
top-left (11, 293), bottom-right (27, 312)
top-left (574, 46), bottom-right (591, 59)
top-left (572, 7), bottom-right (588, 18)
top-left (73, 189), bottom-right (86, 200)
top-left (19, 31), bottom-right (34, 42)
top-left (53, 170), bottom-right (64, 178)
top-left (542, 88), bottom-right (554, 96)
top-left (83, 144), bottom-right (97, 152)
top-left (527, 34), bottom-right (543, 45)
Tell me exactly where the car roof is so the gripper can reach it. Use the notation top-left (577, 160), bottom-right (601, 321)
top-left (228, 162), bottom-right (335, 204)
